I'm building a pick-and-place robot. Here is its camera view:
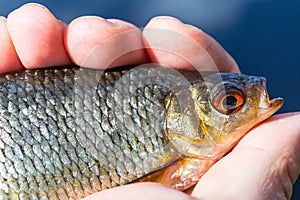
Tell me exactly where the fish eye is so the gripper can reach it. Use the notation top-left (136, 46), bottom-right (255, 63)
top-left (212, 84), bottom-right (245, 115)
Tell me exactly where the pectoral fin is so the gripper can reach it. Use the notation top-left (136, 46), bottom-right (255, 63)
top-left (133, 157), bottom-right (216, 190)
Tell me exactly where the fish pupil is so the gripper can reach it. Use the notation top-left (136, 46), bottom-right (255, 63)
top-left (222, 95), bottom-right (237, 110)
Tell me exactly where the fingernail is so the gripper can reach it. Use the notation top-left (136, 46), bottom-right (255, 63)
top-left (20, 3), bottom-right (49, 11)
top-left (106, 19), bottom-right (130, 27)
top-left (150, 16), bottom-right (182, 22)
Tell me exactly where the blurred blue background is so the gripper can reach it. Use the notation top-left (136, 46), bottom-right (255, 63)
top-left (0, 0), bottom-right (299, 198)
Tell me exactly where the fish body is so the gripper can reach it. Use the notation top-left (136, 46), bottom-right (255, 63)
top-left (0, 64), bottom-right (283, 199)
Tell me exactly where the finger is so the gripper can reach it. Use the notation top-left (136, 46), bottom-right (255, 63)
top-left (65, 16), bottom-right (148, 69)
top-left (143, 16), bottom-right (239, 72)
top-left (192, 112), bottom-right (300, 200)
top-left (84, 182), bottom-right (195, 200)
top-left (0, 16), bottom-right (24, 73)
top-left (6, 3), bottom-right (71, 69)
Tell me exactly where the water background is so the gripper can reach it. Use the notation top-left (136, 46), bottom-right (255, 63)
top-left (0, 0), bottom-right (299, 198)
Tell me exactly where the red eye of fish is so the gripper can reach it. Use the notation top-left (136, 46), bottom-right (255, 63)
top-left (212, 85), bottom-right (245, 115)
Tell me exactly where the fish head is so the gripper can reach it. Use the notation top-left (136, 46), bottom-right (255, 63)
top-left (165, 72), bottom-right (283, 158)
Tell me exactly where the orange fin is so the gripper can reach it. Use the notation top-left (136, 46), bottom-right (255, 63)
top-left (133, 157), bottom-right (216, 190)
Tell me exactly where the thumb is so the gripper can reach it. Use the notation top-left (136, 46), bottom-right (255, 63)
top-left (192, 112), bottom-right (300, 200)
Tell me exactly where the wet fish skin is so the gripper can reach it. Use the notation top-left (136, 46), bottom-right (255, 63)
top-left (0, 65), bottom-right (195, 199)
top-left (0, 65), bottom-right (283, 199)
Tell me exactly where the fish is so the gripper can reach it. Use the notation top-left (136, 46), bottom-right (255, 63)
top-left (0, 64), bottom-right (283, 199)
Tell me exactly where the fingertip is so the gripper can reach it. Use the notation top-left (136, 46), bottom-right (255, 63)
top-left (144, 16), bottom-right (239, 72)
top-left (65, 16), bottom-right (148, 69)
top-left (241, 112), bottom-right (300, 185)
top-left (143, 16), bottom-right (196, 70)
top-left (6, 3), bottom-right (71, 69)
top-left (186, 24), bottom-right (239, 73)
top-left (0, 16), bottom-right (24, 73)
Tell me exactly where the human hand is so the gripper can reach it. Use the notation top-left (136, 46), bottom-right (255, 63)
top-left (1, 3), bottom-right (299, 200)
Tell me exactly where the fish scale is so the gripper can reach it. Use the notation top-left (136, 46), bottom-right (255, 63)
top-left (0, 65), bottom-right (283, 199)
top-left (0, 66), bottom-right (175, 199)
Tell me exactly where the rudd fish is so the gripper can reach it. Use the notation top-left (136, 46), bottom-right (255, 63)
top-left (0, 64), bottom-right (283, 199)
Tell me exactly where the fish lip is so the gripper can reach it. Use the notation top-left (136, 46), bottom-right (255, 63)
top-left (258, 96), bottom-right (284, 120)
top-left (257, 78), bottom-right (284, 120)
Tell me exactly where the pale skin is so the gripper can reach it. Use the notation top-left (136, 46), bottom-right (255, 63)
top-left (0, 3), bottom-right (299, 200)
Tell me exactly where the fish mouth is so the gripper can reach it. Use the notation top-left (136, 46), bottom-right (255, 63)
top-left (257, 89), bottom-right (284, 122)
top-left (256, 77), bottom-right (284, 121)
